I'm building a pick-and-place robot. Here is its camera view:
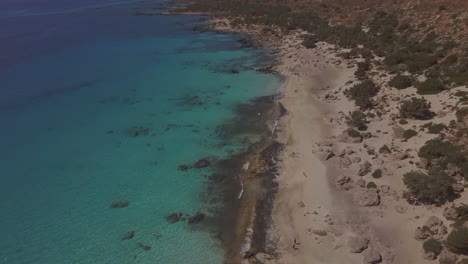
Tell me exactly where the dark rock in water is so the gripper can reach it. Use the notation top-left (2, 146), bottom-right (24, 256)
top-left (230, 69), bottom-right (240, 74)
top-left (193, 159), bottom-right (211, 168)
top-left (110, 200), bottom-right (129, 208)
top-left (178, 164), bottom-right (190, 171)
top-left (188, 212), bottom-right (205, 224)
top-left (137, 243), bottom-right (151, 251)
top-left (106, 130), bottom-right (114, 134)
top-left (121, 231), bottom-right (135, 240)
top-left (129, 126), bottom-right (151, 137)
top-left (165, 212), bottom-right (183, 224)
top-left (239, 37), bottom-right (253, 48)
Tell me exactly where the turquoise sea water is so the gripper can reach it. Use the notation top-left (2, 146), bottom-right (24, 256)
top-left (0, 1), bottom-right (281, 263)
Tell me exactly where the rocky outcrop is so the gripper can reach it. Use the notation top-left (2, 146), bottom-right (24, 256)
top-left (193, 159), bottom-right (211, 168)
top-left (188, 212), bottom-right (206, 224)
top-left (339, 156), bottom-right (352, 167)
top-left (110, 200), bottom-right (129, 208)
top-left (166, 212), bottom-right (184, 223)
top-left (443, 205), bottom-right (459, 220)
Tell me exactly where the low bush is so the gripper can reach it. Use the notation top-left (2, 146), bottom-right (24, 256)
top-left (347, 128), bottom-right (361, 138)
top-left (379, 145), bottom-right (391, 154)
top-left (346, 110), bottom-right (367, 130)
top-left (456, 107), bottom-right (468, 122)
top-left (389, 74), bottom-right (412, 89)
top-left (403, 168), bottom-right (455, 204)
top-left (302, 34), bottom-right (317, 49)
top-left (372, 169), bottom-right (383, 179)
top-left (423, 238), bottom-right (443, 255)
top-left (367, 182), bottom-right (377, 189)
top-left (403, 129), bottom-right (418, 139)
top-left (447, 228), bottom-right (468, 254)
top-left (416, 78), bottom-right (446, 95)
top-left (355, 61), bottom-right (370, 79)
top-left (399, 119), bottom-right (408, 125)
top-left (399, 97), bottom-right (433, 120)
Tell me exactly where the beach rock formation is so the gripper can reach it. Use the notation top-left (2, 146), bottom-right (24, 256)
top-left (193, 159), bottom-right (211, 168)
top-left (443, 205), bottom-right (458, 220)
top-left (358, 161), bottom-right (372, 176)
top-left (188, 212), bottom-right (205, 224)
top-left (137, 242), bottom-right (151, 251)
top-left (166, 212), bottom-right (184, 223)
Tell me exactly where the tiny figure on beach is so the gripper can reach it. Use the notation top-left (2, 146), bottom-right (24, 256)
top-left (292, 238), bottom-right (300, 250)
top-left (152, 232), bottom-right (160, 238)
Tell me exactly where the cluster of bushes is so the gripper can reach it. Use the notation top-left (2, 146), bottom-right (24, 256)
top-left (399, 98), bottom-right (433, 120)
top-left (423, 238), bottom-right (443, 256)
top-left (447, 228), bottom-right (468, 254)
top-left (355, 61), bottom-right (370, 80)
top-left (403, 168), bottom-right (455, 204)
top-left (424, 123), bottom-right (448, 134)
top-left (418, 139), bottom-right (467, 168)
top-left (416, 78), bottom-right (446, 95)
top-left (345, 80), bottom-right (379, 109)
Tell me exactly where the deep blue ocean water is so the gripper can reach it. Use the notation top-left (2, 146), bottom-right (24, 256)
top-left (0, 1), bottom-right (281, 263)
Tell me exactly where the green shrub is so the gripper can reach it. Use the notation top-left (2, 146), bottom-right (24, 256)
top-left (416, 78), bottom-right (446, 95)
top-left (456, 107), bottom-right (468, 122)
top-left (403, 168), bottom-right (455, 204)
top-left (355, 61), bottom-right (370, 79)
top-left (427, 123), bottom-right (447, 134)
top-left (403, 129), bottom-right (418, 139)
top-left (372, 169), bottom-right (383, 179)
top-left (347, 128), bottom-right (361, 138)
top-left (302, 34), bottom-right (317, 49)
top-left (399, 119), bottom-right (408, 125)
top-left (346, 80), bottom-right (379, 109)
top-left (346, 110), bottom-right (367, 130)
top-left (399, 97), bottom-right (433, 120)
top-left (389, 74), bottom-right (412, 89)
top-left (379, 145), bottom-right (392, 154)
top-left (447, 228), bottom-right (468, 254)
top-left (418, 139), bottom-right (466, 167)
top-left (423, 238), bottom-right (443, 255)
top-left (367, 182), bottom-right (377, 189)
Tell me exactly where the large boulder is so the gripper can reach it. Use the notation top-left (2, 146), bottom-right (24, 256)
top-left (355, 189), bottom-right (380, 206)
top-left (339, 156), bottom-right (352, 168)
top-left (348, 236), bottom-right (368, 253)
top-left (443, 205), bottom-right (459, 220)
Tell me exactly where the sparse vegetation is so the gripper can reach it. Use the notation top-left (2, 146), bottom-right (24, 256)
top-left (418, 139), bottom-right (466, 168)
top-left (399, 97), bottom-right (433, 120)
top-left (427, 123), bottom-right (447, 134)
top-left (379, 145), bottom-right (391, 154)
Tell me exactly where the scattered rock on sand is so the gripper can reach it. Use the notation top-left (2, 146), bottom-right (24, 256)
top-left (339, 156), bottom-right (352, 168)
top-left (358, 161), bottom-right (372, 176)
top-left (363, 247), bottom-right (382, 264)
top-left (312, 229), bottom-right (328, 236)
top-left (422, 251), bottom-right (436, 260)
top-left (337, 149), bottom-right (346, 157)
top-left (348, 236), bottom-right (368, 253)
top-left (352, 156), bottom-right (362, 163)
top-left (395, 205), bottom-right (408, 214)
top-left (355, 179), bottom-right (366, 188)
top-left (323, 150), bottom-right (335, 160)
top-left (414, 227), bottom-right (430, 241)
top-left (355, 189), bottom-right (380, 206)
top-left (318, 141), bottom-right (334, 147)
top-left (452, 183), bottom-right (464, 193)
top-left (393, 152), bottom-right (408, 160)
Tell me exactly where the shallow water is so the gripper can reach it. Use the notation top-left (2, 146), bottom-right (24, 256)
top-left (0, 1), bottom-right (281, 263)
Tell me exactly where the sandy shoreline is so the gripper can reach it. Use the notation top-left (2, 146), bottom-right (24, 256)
top-left (183, 14), bottom-right (465, 264)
